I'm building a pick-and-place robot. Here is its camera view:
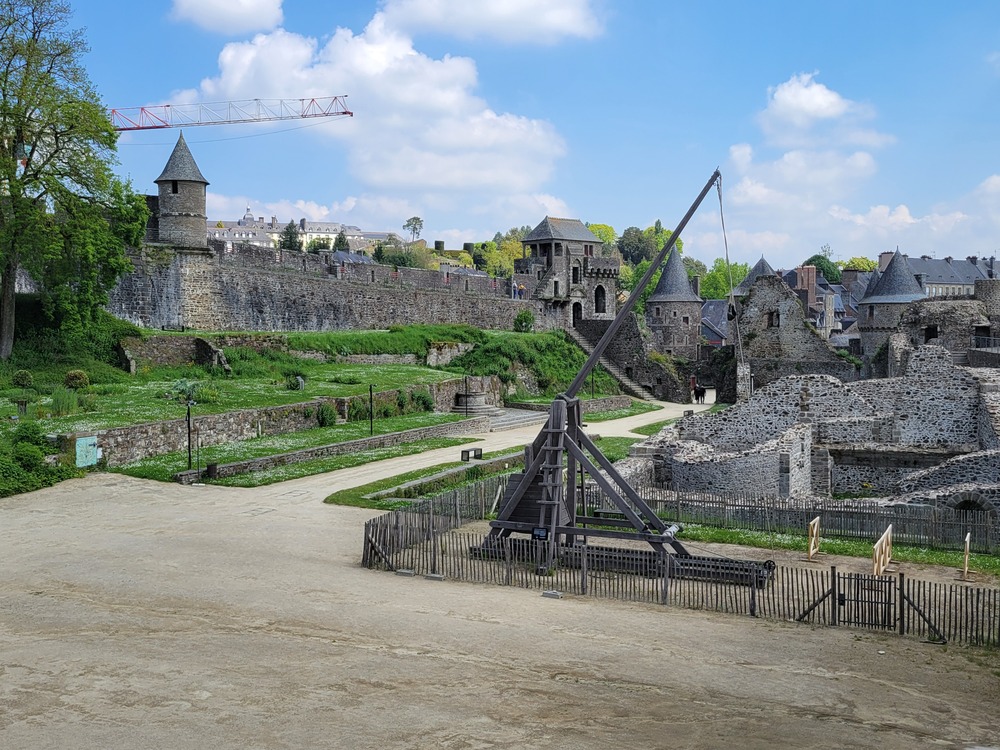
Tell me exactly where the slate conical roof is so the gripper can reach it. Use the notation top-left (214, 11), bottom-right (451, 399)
top-left (861, 268), bottom-right (881, 298)
top-left (732, 256), bottom-right (776, 296)
top-left (155, 131), bottom-right (209, 185)
top-left (648, 249), bottom-right (700, 302)
top-left (859, 250), bottom-right (924, 304)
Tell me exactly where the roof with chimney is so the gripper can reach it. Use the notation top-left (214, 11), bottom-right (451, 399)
top-left (860, 250), bottom-right (925, 304)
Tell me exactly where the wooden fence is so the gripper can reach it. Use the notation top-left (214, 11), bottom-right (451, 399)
top-left (362, 482), bottom-right (1000, 647)
top-left (623, 485), bottom-right (1000, 554)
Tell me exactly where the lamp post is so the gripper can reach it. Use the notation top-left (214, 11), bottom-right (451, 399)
top-left (464, 374), bottom-right (469, 417)
top-left (369, 384), bottom-right (374, 436)
top-left (186, 399), bottom-right (195, 470)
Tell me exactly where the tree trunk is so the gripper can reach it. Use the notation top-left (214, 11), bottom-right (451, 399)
top-left (0, 258), bottom-right (17, 360)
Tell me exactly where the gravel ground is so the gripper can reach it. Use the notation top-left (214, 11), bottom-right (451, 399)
top-left (2, 471), bottom-right (999, 750)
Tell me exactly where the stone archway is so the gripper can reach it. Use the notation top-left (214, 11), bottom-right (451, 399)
top-left (572, 302), bottom-right (583, 327)
top-left (594, 285), bottom-right (606, 314)
top-left (947, 490), bottom-right (997, 515)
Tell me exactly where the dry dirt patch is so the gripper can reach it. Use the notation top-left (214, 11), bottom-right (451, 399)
top-left (1, 473), bottom-right (998, 750)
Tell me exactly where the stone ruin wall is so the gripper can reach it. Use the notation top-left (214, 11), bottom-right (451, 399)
top-left (897, 449), bottom-right (1000, 494)
top-left (678, 374), bottom-right (874, 451)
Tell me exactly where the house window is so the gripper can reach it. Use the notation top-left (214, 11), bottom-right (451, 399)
top-left (672, 310), bottom-right (677, 318)
top-left (171, 180), bottom-right (178, 194)
top-left (572, 265), bottom-right (580, 284)
top-left (654, 306), bottom-right (661, 318)
top-left (868, 305), bottom-right (875, 319)
top-left (555, 244), bottom-right (563, 256)
top-left (682, 316), bottom-right (689, 324)
top-left (553, 280), bottom-right (559, 296)
top-left (767, 311), bottom-right (780, 328)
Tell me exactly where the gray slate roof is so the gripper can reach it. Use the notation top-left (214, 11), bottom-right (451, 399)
top-left (647, 249), bottom-right (700, 302)
top-left (701, 299), bottom-right (730, 339)
top-left (523, 217), bottom-right (600, 244)
top-left (733, 256), bottom-right (776, 296)
top-left (860, 250), bottom-right (925, 304)
top-left (155, 132), bottom-right (208, 185)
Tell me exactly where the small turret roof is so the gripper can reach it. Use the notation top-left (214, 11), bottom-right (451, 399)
top-left (648, 249), bottom-right (700, 302)
top-left (523, 217), bottom-right (600, 244)
top-left (860, 250), bottom-right (924, 304)
top-left (155, 131), bottom-right (209, 185)
top-left (732, 256), bottom-right (776, 296)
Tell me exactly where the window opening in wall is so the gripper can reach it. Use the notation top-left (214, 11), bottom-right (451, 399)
top-left (553, 280), bottom-right (559, 297)
top-left (974, 325), bottom-right (991, 347)
top-left (672, 310), bottom-right (677, 318)
top-left (555, 243), bottom-right (563, 256)
top-left (682, 316), bottom-right (689, 324)
top-left (654, 306), bottom-right (661, 317)
top-left (868, 305), bottom-right (875, 319)
top-left (171, 180), bottom-right (178, 194)
top-left (767, 311), bottom-right (780, 328)
top-left (595, 285), bottom-right (606, 313)
top-left (572, 265), bottom-right (580, 284)
top-left (924, 324), bottom-right (938, 343)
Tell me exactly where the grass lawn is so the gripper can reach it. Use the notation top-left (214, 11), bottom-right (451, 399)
top-left (111, 412), bottom-right (469, 482)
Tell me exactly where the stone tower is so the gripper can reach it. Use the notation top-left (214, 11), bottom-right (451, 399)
top-left (646, 248), bottom-right (702, 358)
top-left (518, 217), bottom-right (618, 327)
top-left (154, 131), bottom-right (209, 248)
top-left (857, 250), bottom-right (924, 361)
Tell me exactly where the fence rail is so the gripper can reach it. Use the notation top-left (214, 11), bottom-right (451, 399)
top-left (361, 481), bottom-right (1000, 647)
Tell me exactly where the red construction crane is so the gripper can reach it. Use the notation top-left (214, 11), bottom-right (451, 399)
top-left (110, 95), bottom-right (352, 131)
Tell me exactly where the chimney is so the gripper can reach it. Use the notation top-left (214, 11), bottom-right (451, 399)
top-left (968, 256), bottom-right (978, 265)
top-left (914, 273), bottom-right (926, 290)
top-left (258, 216), bottom-right (264, 223)
top-left (945, 256), bottom-right (953, 263)
top-left (879, 251), bottom-right (894, 271)
top-left (797, 265), bottom-right (817, 307)
top-left (271, 215), bottom-right (277, 227)
top-left (692, 275), bottom-right (701, 297)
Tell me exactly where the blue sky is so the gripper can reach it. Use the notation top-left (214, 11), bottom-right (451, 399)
top-left (74, 0), bottom-right (1000, 270)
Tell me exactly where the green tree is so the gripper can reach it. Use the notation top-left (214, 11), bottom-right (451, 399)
top-left (683, 256), bottom-right (707, 279)
top-left (617, 226), bottom-right (656, 265)
top-left (0, 0), bottom-right (149, 358)
top-left (307, 236), bottom-right (331, 252)
top-left (700, 258), bottom-right (750, 299)
top-left (585, 222), bottom-right (617, 247)
top-left (644, 219), bottom-right (681, 254)
top-left (333, 231), bottom-right (350, 252)
top-left (802, 253), bottom-right (841, 283)
top-left (279, 221), bottom-right (302, 251)
top-left (403, 216), bottom-right (423, 242)
top-left (838, 255), bottom-right (877, 271)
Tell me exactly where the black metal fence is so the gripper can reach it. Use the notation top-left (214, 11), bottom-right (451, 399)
top-left (361, 480), bottom-right (1000, 647)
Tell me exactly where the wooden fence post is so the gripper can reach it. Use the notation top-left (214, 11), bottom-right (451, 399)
top-left (830, 565), bottom-right (838, 626)
top-left (807, 516), bottom-right (821, 561)
top-left (898, 572), bottom-right (906, 637)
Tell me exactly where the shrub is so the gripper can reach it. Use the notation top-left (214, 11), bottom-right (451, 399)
top-left (77, 392), bottom-right (98, 412)
top-left (410, 388), bottom-right (435, 412)
top-left (396, 390), bottom-right (408, 414)
top-left (12, 442), bottom-right (45, 472)
top-left (12, 369), bottom-right (33, 388)
top-left (376, 399), bottom-right (397, 419)
top-left (513, 309), bottom-right (534, 333)
top-left (64, 369), bottom-right (90, 389)
top-left (317, 402), bottom-right (338, 427)
top-left (347, 397), bottom-right (370, 422)
top-left (12, 420), bottom-right (47, 447)
top-left (285, 374), bottom-right (305, 390)
top-left (192, 384), bottom-right (220, 404)
top-left (50, 386), bottom-right (78, 417)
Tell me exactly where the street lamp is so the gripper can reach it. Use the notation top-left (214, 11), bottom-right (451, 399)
top-left (186, 399), bottom-right (196, 470)
top-left (464, 374), bottom-right (469, 417)
top-left (369, 384), bottom-right (375, 436)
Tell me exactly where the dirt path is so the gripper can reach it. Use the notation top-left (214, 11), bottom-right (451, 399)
top-left (2, 471), bottom-right (999, 750)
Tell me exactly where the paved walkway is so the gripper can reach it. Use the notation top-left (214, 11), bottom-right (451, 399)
top-left (249, 392), bottom-right (716, 504)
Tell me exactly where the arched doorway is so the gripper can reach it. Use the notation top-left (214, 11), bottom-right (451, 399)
top-left (572, 302), bottom-right (583, 327)
top-left (594, 285), bottom-right (606, 314)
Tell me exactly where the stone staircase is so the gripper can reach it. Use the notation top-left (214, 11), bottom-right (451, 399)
top-left (564, 327), bottom-right (658, 401)
top-left (952, 350), bottom-right (970, 366)
top-left (488, 408), bottom-right (549, 432)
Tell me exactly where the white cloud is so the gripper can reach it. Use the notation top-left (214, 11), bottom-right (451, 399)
top-left (170, 0), bottom-right (282, 35)
top-left (181, 11), bottom-right (568, 237)
top-left (977, 175), bottom-right (1000, 194)
top-left (379, 0), bottom-right (603, 43)
top-left (757, 72), bottom-right (890, 150)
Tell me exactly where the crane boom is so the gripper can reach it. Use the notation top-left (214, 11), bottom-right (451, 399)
top-left (110, 96), bottom-right (352, 131)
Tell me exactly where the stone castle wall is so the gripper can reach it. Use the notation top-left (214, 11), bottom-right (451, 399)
top-left (108, 246), bottom-right (541, 333)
